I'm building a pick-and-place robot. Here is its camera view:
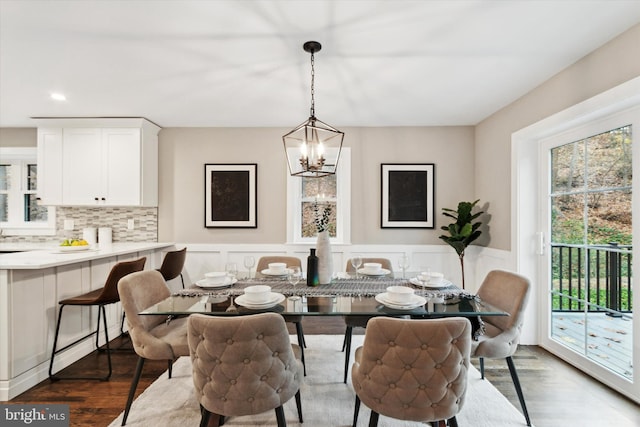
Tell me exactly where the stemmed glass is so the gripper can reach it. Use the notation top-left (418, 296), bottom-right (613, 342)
top-left (398, 254), bottom-right (410, 279)
top-left (225, 262), bottom-right (238, 281)
top-left (351, 255), bottom-right (363, 279)
top-left (244, 256), bottom-right (255, 278)
top-left (287, 266), bottom-right (302, 300)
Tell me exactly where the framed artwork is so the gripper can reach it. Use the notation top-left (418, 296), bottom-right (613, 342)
top-left (381, 163), bottom-right (435, 228)
top-left (205, 164), bottom-right (257, 228)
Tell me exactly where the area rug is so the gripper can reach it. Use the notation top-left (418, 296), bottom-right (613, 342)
top-left (110, 335), bottom-right (530, 427)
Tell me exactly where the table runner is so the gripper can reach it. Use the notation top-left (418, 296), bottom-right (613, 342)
top-left (175, 276), bottom-right (464, 299)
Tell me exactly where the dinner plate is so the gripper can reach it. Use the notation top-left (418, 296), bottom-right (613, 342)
top-left (261, 268), bottom-right (293, 276)
top-left (235, 292), bottom-right (285, 309)
top-left (409, 277), bottom-right (451, 289)
top-left (357, 268), bottom-right (391, 276)
top-left (375, 292), bottom-right (426, 310)
top-left (195, 277), bottom-right (237, 289)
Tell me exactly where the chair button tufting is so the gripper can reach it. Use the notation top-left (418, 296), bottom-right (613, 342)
top-left (230, 379), bottom-right (237, 385)
top-left (257, 333), bottom-right (264, 340)
top-left (403, 404), bottom-right (409, 409)
top-left (452, 338), bottom-right (458, 344)
top-left (376, 359), bottom-right (382, 365)
top-left (421, 343), bottom-right (428, 349)
top-left (221, 397), bottom-right (227, 402)
top-left (227, 338), bottom-right (234, 344)
top-left (260, 375), bottom-right (268, 381)
top-left (404, 364), bottom-right (411, 370)
top-left (247, 397), bottom-right (254, 402)
top-left (389, 383), bottom-right (396, 389)
top-left (273, 351), bottom-right (279, 357)
top-left (243, 358), bottom-right (250, 364)
top-left (388, 340), bottom-right (395, 346)
top-left (276, 387), bottom-right (282, 393)
top-left (419, 384), bottom-right (426, 390)
top-left (435, 363), bottom-right (442, 369)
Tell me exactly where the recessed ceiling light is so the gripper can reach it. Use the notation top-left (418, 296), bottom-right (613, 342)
top-left (50, 93), bottom-right (66, 101)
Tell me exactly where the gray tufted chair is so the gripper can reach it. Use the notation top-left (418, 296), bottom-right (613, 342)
top-left (256, 256), bottom-right (307, 375)
top-left (342, 257), bottom-right (395, 383)
top-left (188, 312), bottom-right (304, 427)
top-left (472, 269), bottom-right (532, 426)
top-left (352, 316), bottom-right (472, 427)
top-left (118, 270), bottom-right (190, 425)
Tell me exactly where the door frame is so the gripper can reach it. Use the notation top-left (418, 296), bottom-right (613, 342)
top-left (512, 76), bottom-right (640, 403)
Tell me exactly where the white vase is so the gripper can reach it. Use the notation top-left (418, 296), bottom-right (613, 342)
top-left (316, 230), bottom-right (333, 285)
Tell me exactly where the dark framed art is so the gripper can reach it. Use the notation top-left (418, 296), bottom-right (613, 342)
top-left (205, 163), bottom-right (257, 228)
top-left (381, 163), bottom-right (435, 228)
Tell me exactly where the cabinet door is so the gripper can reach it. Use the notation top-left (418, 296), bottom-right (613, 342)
top-left (61, 128), bottom-right (102, 205)
top-left (36, 128), bottom-right (63, 205)
top-left (102, 128), bottom-right (141, 205)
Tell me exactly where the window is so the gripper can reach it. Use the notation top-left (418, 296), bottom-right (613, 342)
top-left (287, 148), bottom-right (350, 244)
top-left (0, 148), bottom-right (56, 235)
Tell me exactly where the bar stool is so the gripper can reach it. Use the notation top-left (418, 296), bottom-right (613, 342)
top-left (48, 257), bottom-right (146, 381)
top-left (156, 247), bottom-right (187, 289)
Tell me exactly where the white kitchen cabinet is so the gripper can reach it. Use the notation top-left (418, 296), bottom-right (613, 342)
top-left (36, 128), bottom-right (63, 205)
top-left (36, 118), bottom-right (160, 206)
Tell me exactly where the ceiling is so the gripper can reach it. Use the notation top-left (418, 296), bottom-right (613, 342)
top-left (1, 0), bottom-right (640, 129)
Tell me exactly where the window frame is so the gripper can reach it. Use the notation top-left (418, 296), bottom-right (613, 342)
top-left (0, 147), bottom-right (56, 236)
top-left (287, 147), bottom-right (351, 244)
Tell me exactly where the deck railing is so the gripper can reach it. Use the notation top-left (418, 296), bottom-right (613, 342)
top-left (551, 242), bottom-right (633, 313)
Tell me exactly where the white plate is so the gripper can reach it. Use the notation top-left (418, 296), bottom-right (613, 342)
top-left (55, 245), bottom-right (91, 253)
top-left (261, 268), bottom-right (293, 276)
top-left (235, 292), bottom-right (285, 309)
top-left (357, 268), bottom-right (391, 276)
top-left (375, 293), bottom-right (427, 310)
top-left (409, 277), bottom-right (450, 289)
top-left (195, 277), bottom-right (237, 289)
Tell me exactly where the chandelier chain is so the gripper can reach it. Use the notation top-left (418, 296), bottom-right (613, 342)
top-left (310, 51), bottom-right (315, 118)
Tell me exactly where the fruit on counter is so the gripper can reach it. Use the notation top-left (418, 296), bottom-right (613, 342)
top-left (60, 239), bottom-right (89, 246)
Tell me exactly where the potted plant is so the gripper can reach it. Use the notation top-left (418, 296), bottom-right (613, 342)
top-left (439, 199), bottom-right (484, 289)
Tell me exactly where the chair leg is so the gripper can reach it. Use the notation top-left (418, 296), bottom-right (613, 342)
top-left (275, 405), bottom-right (286, 427)
top-left (506, 356), bottom-right (532, 426)
top-left (295, 390), bottom-right (303, 422)
top-left (49, 304), bottom-right (112, 381)
top-left (198, 406), bottom-right (211, 427)
top-left (341, 328), bottom-right (348, 351)
top-left (353, 395), bottom-right (361, 427)
top-left (122, 357), bottom-right (146, 426)
top-left (295, 322), bottom-right (307, 376)
top-left (168, 360), bottom-right (173, 378)
top-left (479, 357), bottom-right (485, 379)
top-left (344, 326), bottom-right (353, 383)
top-left (368, 410), bottom-right (379, 427)
top-left (448, 416), bottom-right (459, 427)
top-left (180, 273), bottom-right (185, 289)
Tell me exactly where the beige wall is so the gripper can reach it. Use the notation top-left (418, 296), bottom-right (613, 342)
top-left (158, 126), bottom-right (475, 244)
top-left (475, 23), bottom-right (640, 251)
top-left (0, 128), bottom-right (36, 147)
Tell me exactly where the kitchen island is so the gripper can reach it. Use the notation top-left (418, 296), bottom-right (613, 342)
top-left (0, 242), bottom-right (175, 401)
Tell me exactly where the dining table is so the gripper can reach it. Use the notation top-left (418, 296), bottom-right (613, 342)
top-left (140, 271), bottom-right (507, 320)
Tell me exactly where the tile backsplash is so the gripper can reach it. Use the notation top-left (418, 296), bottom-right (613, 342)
top-left (1, 206), bottom-right (158, 243)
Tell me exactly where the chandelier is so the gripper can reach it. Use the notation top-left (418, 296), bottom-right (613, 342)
top-left (283, 41), bottom-right (344, 178)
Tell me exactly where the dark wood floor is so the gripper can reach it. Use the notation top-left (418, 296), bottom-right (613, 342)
top-left (9, 317), bottom-right (639, 427)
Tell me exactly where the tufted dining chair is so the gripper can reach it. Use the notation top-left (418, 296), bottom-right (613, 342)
top-left (352, 316), bottom-right (472, 427)
top-left (256, 256), bottom-right (307, 375)
top-left (188, 312), bottom-right (303, 427)
top-left (472, 269), bottom-right (532, 426)
top-left (118, 270), bottom-right (190, 425)
top-left (342, 257), bottom-right (394, 383)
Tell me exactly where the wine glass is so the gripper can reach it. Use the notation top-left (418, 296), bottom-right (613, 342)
top-left (287, 266), bottom-right (302, 300)
top-left (225, 262), bottom-right (238, 281)
top-left (244, 256), bottom-right (255, 278)
top-left (350, 255), bottom-right (363, 279)
top-left (398, 254), bottom-right (410, 279)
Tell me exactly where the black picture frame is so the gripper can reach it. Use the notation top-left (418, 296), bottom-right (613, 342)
top-left (381, 163), bottom-right (435, 228)
top-left (205, 164), bottom-right (257, 228)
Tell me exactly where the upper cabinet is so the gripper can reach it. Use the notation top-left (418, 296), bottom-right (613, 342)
top-left (36, 118), bottom-right (160, 207)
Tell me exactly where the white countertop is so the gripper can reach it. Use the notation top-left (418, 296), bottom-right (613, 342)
top-left (0, 242), bottom-right (175, 269)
